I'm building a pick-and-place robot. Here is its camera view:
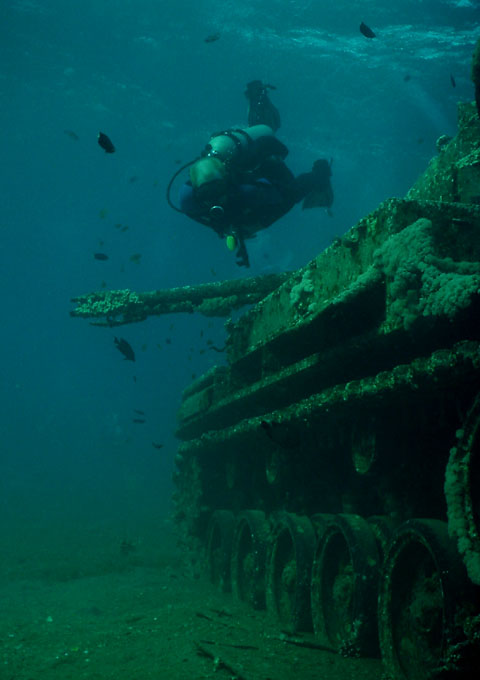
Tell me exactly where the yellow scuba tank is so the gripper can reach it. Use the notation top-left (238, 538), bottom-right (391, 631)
top-left (205, 124), bottom-right (274, 165)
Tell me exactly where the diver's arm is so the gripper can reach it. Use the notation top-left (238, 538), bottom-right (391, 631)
top-left (179, 182), bottom-right (226, 233)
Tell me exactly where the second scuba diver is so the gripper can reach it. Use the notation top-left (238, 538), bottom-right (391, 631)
top-left (167, 81), bottom-right (334, 267)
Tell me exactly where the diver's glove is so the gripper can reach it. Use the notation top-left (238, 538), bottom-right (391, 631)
top-left (245, 80), bottom-right (281, 132)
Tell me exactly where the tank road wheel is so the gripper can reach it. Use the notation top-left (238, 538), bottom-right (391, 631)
top-left (378, 519), bottom-right (475, 680)
top-left (445, 391), bottom-right (480, 585)
top-left (367, 515), bottom-right (400, 560)
top-left (266, 513), bottom-right (316, 632)
top-left (205, 510), bottom-right (236, 592)
top-left (231, 510), bottom-right (269, 609)
top-left (311, 513), bottom-right (380, 656)
top-left (311, 513), bottom-right (336, 543)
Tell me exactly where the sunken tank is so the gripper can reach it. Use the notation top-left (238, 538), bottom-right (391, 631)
top-left (173, 101), bottom-right (480, 678)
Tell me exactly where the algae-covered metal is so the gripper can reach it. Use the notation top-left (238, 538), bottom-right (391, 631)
top-left (70, 273), bottom-right (289, 325)
top-left (174, 103), bottom-right (480, 677)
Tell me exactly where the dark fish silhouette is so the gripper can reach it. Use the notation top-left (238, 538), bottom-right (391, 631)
top-left (152, 442), bottom-right (164, 449)
top-left (120, 539), bottom-right (136, 556)
top-left (360, 22), bottom-right (376, 39)
top-left (64, 129), bottom-right (79, 141)
top-left (98, 132), bottom-right (115, 153)
top-left (450, 74), bottom-right (456, 88)
top-left (132, 418), bottom-right (146, 424)
top-left (204, 33), bottom-right (221, 43)
top-left (403, 74), bottom-right (412, 82)
top-left (94, 252), bottom-right (109, 260)
top-left (114, 337), bottom-right (135, 362)
top-left (134, 409), bottom-right (145, 415)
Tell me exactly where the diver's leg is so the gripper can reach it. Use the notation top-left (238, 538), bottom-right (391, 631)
top-left (292, 172), bottom-right (317, 202)
top-left (234, 230), bottom-right (250, 267)
top-left (245, 81), bottom-right (281, 131)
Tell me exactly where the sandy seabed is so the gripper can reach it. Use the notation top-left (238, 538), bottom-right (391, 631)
top-left (0, 521), bottom-right (383, 680)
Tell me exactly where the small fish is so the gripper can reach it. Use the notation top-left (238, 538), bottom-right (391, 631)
top-left (64, 129), bottom-right (79, 141)
top-left (114, 223), bottom-right (123, 229)
top-left (403, 74), bottom-right (412, 82)
top-left (134, 409), bottom-right (145, 415)
top-left (114, 337), bottom-right (135, 362)
top-left (152, 442), bottom-right (164, 449)
top-left (120, 539), bottom-right (136, 555)
top-left (129, 175), bottom-right (139, 183)
top-left (360, 21), bottom-right (376, 39)
top-left (130, 253), bottom-right (142, 264)
top-left (94, 252), bottom-right (109, 260)
top-left (133, 418), bottom-right (146, 424)
top-left (98, 131), bottom-right (115, 153)
top-left (120, 225), bottom-right (129, 232)
top-left (450, 74), bottom-right (456, 88)
top-left (165, 338), bottom-right (172, 345)
top-left (99, 208), bottom-right (108, 219)
top-left (204, 32), bottom-right (221, 43)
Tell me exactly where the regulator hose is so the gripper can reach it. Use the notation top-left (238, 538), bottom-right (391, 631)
top-left (165, 158), bottom-right (198, 213)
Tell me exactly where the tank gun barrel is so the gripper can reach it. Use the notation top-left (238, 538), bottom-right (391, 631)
top-left (70, 272), bottom-right (290, 326)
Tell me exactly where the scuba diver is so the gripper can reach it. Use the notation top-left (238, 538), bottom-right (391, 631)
top-left (166, 81), bottom-right (333, 267)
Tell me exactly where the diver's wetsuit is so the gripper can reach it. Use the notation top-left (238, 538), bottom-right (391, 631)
top-left (180, 152), bottom-right (326, 238)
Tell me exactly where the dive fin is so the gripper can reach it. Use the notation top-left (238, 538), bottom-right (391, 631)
top-left (302, 158), bottom-right (334, 210)
top-left (302, 186), bottom-right (334, 210)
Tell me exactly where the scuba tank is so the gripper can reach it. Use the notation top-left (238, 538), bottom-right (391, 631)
top-left (203, 125), bottom-right (275, 167)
